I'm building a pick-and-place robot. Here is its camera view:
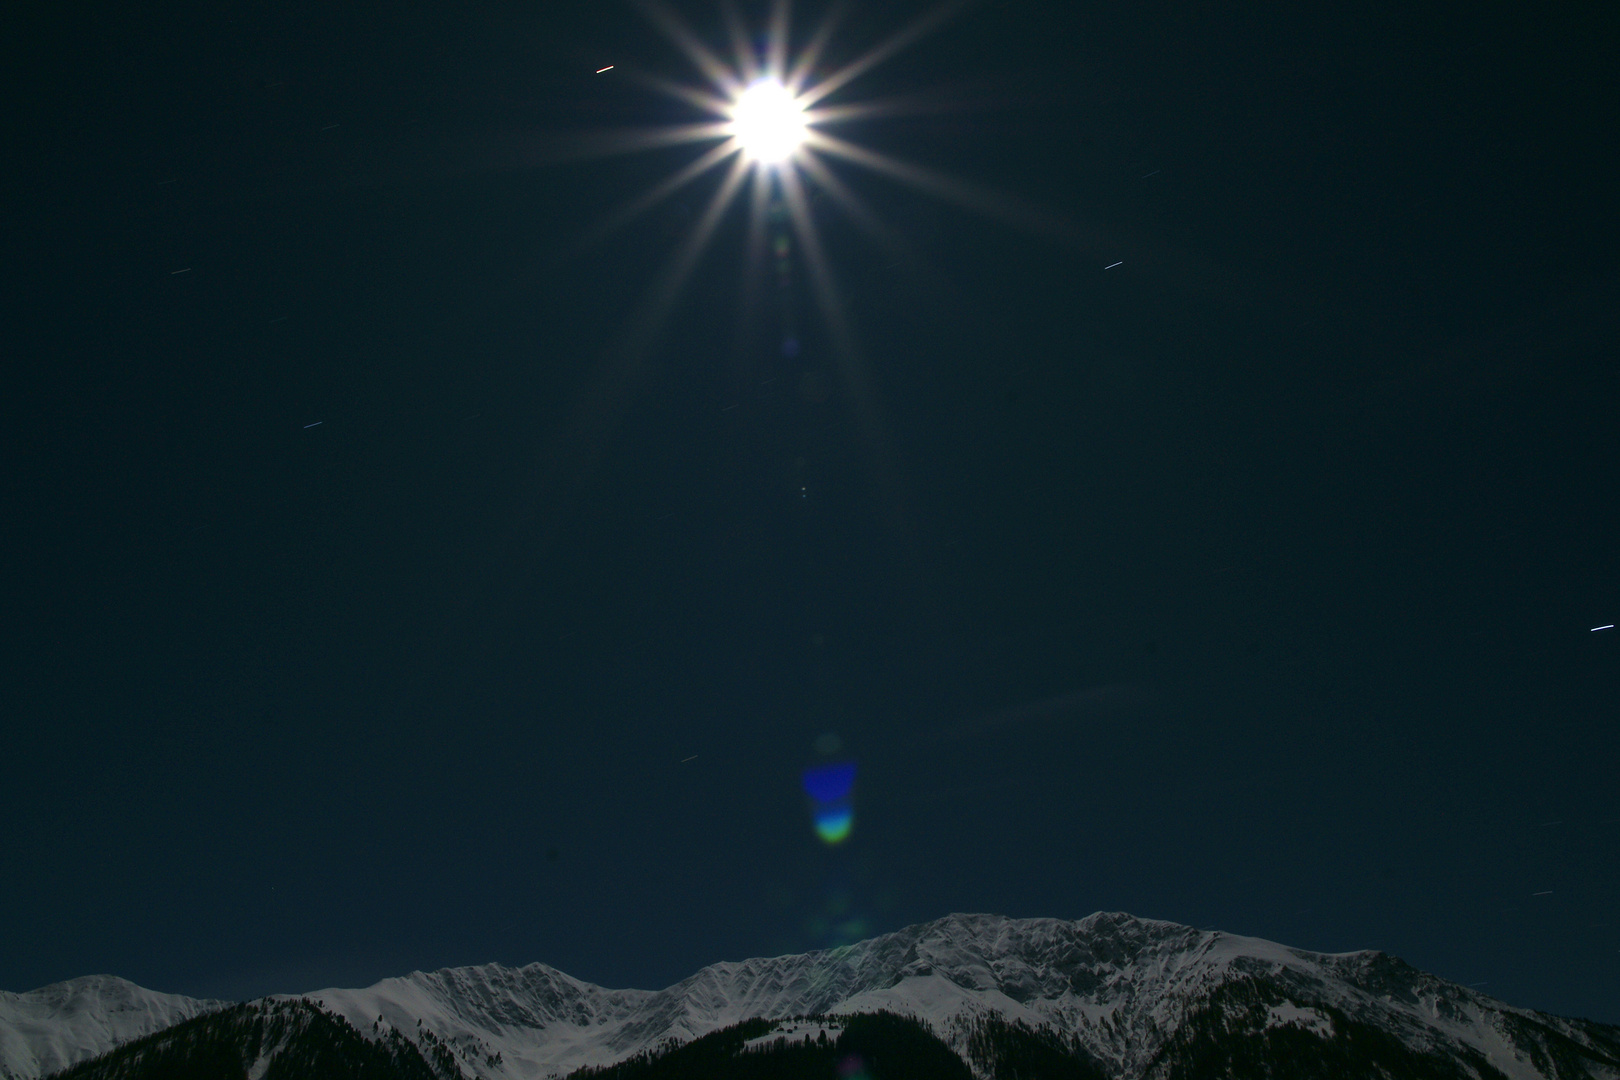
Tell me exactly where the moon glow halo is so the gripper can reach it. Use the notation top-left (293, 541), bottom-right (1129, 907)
top-left (571, 0), bottom-right (1009, 346)
top-left (556, 0), bottom-right (1041, 485)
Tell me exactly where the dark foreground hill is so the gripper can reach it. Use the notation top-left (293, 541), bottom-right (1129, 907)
top-left (45, 999), bottom-right (1620, 1080)
top-left (44, 998), bottom-right (457, 1080)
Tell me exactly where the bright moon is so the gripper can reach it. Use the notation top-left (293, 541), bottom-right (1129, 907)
top-left (728, 79), bottom-right (808, 165)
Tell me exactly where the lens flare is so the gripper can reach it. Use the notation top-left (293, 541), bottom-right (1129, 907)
top-left (802, 761), bottom-right (856, 802)
top-left (803, 761), bottom-right (857, 844)
top-left (839, 1054), bottom-right (872, 1080)
top-left (813, 805), bottom-right (854, 843)
top-left (728, 78), bottom-right (808, 164)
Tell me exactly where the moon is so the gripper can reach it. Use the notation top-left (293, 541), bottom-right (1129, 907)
top-left (728, 78), bottom-right (809, 165)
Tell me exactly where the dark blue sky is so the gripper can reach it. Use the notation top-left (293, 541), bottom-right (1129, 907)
top-left (4, 0), bottom-right (1617, 1025)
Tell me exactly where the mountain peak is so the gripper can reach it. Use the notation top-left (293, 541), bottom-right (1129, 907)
top-left (0, 974), bottom-right (227, 1080)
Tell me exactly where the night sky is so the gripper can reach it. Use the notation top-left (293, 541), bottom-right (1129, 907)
top-left (5, 0), bottom-right (1618, 1026)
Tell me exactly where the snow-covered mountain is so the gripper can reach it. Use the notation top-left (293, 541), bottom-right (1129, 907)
top-left (12, 913), bottom-right (1620, 1080)
top-left (0, 974), bottom-right (227, 1080)
top-left (299, 912), bottom-right (1619, 1080)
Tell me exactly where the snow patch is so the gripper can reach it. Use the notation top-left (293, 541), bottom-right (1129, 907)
top-left (741, 1020), bottom-right (842, 1052)
top-left (1264, 1003), bottom-right (1334, 1039)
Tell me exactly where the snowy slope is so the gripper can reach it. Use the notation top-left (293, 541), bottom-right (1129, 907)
top-left (0, 975), bottom-right (228, 1080)
top-left (300, 912), bottom-right (1620, 1080)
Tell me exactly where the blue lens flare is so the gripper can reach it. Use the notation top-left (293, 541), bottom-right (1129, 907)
top-left (802, 761), bottom-right (857, 844)
top-left (802, 762), bottom-right (856, 802)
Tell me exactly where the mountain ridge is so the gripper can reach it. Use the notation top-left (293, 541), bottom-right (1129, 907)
top-left (253, 912), bottom-right (1620, 1080)
top-left (7, 913), bottom-right (1619, 1080)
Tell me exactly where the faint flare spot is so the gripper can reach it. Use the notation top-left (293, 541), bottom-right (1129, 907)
top-left (813, 806), bottom-right (853, 843)
top-left (797, 369), bottom-right (831, 403)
